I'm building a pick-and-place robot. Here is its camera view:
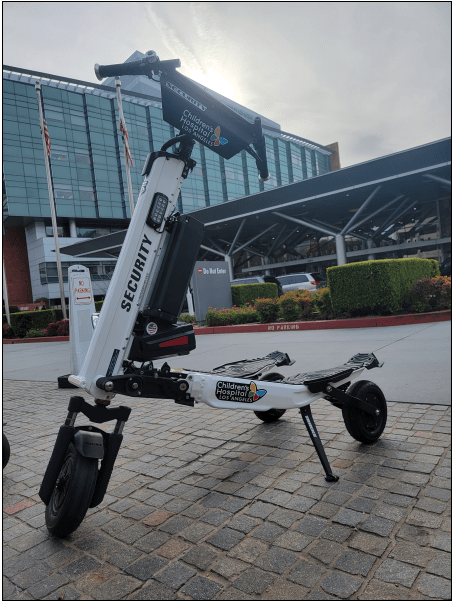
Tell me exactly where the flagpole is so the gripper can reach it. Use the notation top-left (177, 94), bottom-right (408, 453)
top-left (35, 81), bottom-right (67, 320)
top-left (3, 255), bottom-right (11, 325)
top-left (115, 77), bottom-right (135, 218)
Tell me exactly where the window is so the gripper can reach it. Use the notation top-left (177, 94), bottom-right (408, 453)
top-left (75, 149), bottom-right (91, 165)
top-left (45, 109), bottom-right (64, 122)
top-left (54, 184), bottom-right (73, 200)
top-left (79, 186), bottom-right (95, 201)
top-left (50, 145), bottom-right (68, 162)
top-left (45, 225), bottom-right (69, 237)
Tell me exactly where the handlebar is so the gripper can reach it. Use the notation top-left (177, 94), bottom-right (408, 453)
top-left (253, 118), bottom-right (270, 182)
top-left (94, 51), bottom-right (181, 81)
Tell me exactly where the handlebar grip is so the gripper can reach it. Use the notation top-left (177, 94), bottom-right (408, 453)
top-left (95, 57), bottom-right (181, 81)
top-left (94, 60), bottom-right (148, 81)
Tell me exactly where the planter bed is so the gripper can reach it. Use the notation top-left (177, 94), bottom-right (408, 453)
top-left (3, 309), bottom-right (450, 344)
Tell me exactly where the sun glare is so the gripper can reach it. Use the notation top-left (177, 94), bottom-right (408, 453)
top-left (188, 68), bottom-right (236, 100)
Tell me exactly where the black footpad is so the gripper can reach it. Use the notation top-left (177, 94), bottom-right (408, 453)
top-left (211, 350), bottom-right (293, 379)
top-left (284, 352), bottom-right (383, 392)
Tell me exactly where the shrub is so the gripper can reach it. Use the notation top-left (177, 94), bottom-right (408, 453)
top-left (95, 300), bottom-right (104, 312)
top-left (231, 283), bottom-right (278, 306)
top-left (311, 287), bottom-right (336, 319)
top-left (205, 305), bottom-right (258, 327)
top-left (3, 323), bottom-right (15, 339)
top-left (9, 309), bottom-right (60, 338)
top-left (179, 314), bottom-right (196, 324)
top-left (327, 258), bottom-right (439, 315)
top-left (25, 328), bottom-right (48, 338)
top-left (408, 276), bottom-right (451, 313)
top-left (277, 290), bottom-right (313, 322)
top-left (45, 319), bottom-right (69, 337)
top-left (254, 298), bottom-right (280, 323)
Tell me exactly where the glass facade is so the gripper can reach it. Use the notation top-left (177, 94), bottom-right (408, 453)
top-left (3, 70), bottom-right (332, 222)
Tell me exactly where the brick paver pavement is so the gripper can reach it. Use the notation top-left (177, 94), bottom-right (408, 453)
top-left (3, 380), bottom-right (451, 600)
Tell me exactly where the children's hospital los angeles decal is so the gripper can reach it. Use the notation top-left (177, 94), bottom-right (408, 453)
top-left (216, 380), bottom-right (267, 403)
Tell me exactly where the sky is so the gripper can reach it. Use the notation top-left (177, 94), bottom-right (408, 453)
top-left (3, 1), bottom-right (451, 167)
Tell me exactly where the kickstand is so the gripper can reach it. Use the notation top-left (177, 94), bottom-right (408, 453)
top-left (300, 406), bottom-right (339, 482)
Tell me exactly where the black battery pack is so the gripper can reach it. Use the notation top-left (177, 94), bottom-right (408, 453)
top-left (144, 213), bottom-right (204, 323)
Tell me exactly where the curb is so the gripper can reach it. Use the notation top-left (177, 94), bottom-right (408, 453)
top-left (3, 310), bottom-right (450, 343)
top-left (194, 310), bottom-right (451, 335)
top-left (3, 336), bottom-right (69, 345)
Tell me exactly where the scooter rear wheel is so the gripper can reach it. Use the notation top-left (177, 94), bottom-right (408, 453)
top-left (254, 372), bottom-right (287, 423)
top-left (45, 443), bottom-right (98, 537)
top-left (342, 380), bottom-right (387, 444)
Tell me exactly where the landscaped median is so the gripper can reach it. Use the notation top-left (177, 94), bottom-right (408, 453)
top-left (3, 309), bottom-right (450, 343)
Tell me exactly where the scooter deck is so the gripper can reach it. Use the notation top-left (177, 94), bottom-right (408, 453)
top-left (191, 351), bottom-right (381, 390)
top-left (283, 352), bottom-right (382, 391)
top-left (208, 350), bottom-right (293, 379)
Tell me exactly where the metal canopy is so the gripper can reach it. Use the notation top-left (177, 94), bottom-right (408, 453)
top-left (61, 138), bottom-right (451, 264)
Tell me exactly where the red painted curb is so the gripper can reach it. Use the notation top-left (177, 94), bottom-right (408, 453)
top-left (3, 311), bottom-right (450, 343)
top-left (194, 310), bottom-right (451, 335)
top-left (3, 336), bottom-right (69, 344)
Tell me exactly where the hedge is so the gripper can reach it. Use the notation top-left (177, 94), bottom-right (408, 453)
top-left (8, 309), bottom-right (65, 338)
top-left (231, 282), bottom-right (278, 306)
top-left (327, 258), bottom-right (439, 315)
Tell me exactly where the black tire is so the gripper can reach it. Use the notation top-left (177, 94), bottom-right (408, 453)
top-left (342, 380), bottom-right (387, 444)
top-left (45, 443), bottom-right (98, 537)
top-left (254, 372), bottom-right (287, 423)
top-left (3, 433), bottom-right (11, 468)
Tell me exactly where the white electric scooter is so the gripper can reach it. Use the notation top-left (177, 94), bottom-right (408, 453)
top-left (39, 52), bottom-right (386, 537)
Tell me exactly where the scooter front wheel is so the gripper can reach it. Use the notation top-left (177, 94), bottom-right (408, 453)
top-left (3, 433), bottom-right (11, 468)
top-left (45, 443), bottom-right (98, 537)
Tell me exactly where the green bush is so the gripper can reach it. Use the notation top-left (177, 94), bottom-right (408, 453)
top-left (407, 276), bottom-right (451, 313)
top-left (25, 328), bottom-right (48, 338)
top-left (179, 314), bottom-right (196, 324)
top-left (254, 298), bottom-right (280, 323)
top-left (311, 287), bottom-right (335, 319)
top-left (95, 301), bottom-right (104, 312)
top-left (277, 290), bottom-right (313, 322)
top-left (3, 323), bottom-right (15, 339)
top-left (327, 258), bottom-right (439, 315)
top-left (9, 309), bottom-right (62, 338)
top-left (205, 305), bottom-right (258, 327)
top-left (231, 283), bottom-right (278, 306)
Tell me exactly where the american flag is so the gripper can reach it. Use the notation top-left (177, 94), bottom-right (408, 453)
top-left (120, 119), bottom-right (134, 167)
top-left (42, 120), bottom-right (51, 155)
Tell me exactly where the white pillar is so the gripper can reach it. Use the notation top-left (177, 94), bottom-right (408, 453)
top-left (224, 254), bottom-right (234, 281)
top-left (335, 234), bottom-right (347, 265)
top-left (69, 218), bottom-right (77, 238)
top-left (367, 238), bottom-right (375, 261)
top-left (264, 256), bottom-right (271, 276)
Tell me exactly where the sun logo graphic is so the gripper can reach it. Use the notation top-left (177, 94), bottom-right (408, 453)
top-left (248, 381), bottom-right (267, 401)
top-left (211, 126), bottom-right (228, 146)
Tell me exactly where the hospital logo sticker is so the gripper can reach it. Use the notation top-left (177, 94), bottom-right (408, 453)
top-left (211, 126), bottom-right (228, 146)
top-left (215, 380), bottom-right (267, 403)
top-left (248, 381), bottom-right (267, 401)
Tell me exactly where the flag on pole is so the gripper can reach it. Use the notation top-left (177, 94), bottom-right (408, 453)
top-left (120, 118), bottom-right (134, 167)
top-left (41, 120), bottom-right (51, 155)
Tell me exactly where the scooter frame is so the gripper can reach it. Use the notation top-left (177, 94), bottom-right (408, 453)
top-left (39, 51), bottom-right (387, 537)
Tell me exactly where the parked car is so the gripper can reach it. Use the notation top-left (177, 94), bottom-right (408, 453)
top-left (230, 275), bottom-right (283, 296)
top-left (277, 272), bottom-right (326, 292)
top-left (439, 257), bottom-right (451, 277)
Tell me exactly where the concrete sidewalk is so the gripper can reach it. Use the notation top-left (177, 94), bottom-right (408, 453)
top-left (3, 382), bottom-right (451, 600)
top-left (3, 321), bottom-right (451, 600)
